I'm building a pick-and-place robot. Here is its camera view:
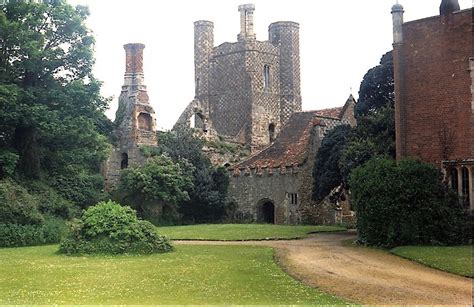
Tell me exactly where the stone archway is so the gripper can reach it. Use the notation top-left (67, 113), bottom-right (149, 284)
top-left (257, 199), bottom-right (275, 224)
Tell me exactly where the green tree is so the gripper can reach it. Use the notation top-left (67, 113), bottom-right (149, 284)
top-left (312, 125), bottom-right (351, 202)
top-left (355, 51), bottom-right (394, 116)
top-left (350, 157), bottom-right (468, 247)
top-left (0, 1), bottom-right (111, 207)
top-left (119, 155), bottom-right (194, 222)
top-left (156, 128), bottom-right (232, 224)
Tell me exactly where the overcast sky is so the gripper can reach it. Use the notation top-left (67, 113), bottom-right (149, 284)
top-left (67, 0), bottom-right (471, 130)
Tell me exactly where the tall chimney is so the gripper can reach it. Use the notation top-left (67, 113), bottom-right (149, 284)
top-left (238, 4), bottom-right (256, 42)
top-left (123, 43), bottom-right (145, 87)
top-left (440, 0), bottom-right (460, 16)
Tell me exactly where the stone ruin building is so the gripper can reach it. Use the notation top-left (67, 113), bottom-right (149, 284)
top-left (171, 3), bottom-right (358, 225)
top-left (104, 43), bottom-right (157, 190)
top-left (175, 4), bottom-right (301, 151)
top-left (229, 96), bottom-right (356, 225)
top-left (391, 0), bottom-right (473, 210)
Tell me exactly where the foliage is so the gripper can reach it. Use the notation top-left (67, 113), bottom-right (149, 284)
top-left (145, 128), bottom-right (233, 224)
top-left (312, 51), bottom-right (395, 201)
top-left (157, 224), bottom-right (345, 241)
top-left (391, 245), bottom-right (473, 278)
top-left (0, 217), bottom-right (67, 247)
top-left (59, 201), bottom-right (173, 255)
top-left (355, 51), bottom-right (394, 116)
top-left (0, 1), bottom-right (112, 211)
top-left (0, 149), bottom-right (18, 178)
top-left (21, 180), bottom-right (79, 219)
top-left (0, 179), bottom-right (43, 225)
top-left (349, 157), bottom-right (469, 247)
top-left (339, 106), bottom-right (395, 184)
top-left (119, 155), bottom-right (194, 222)
top-left (312, 125), bottom-right (351, 201)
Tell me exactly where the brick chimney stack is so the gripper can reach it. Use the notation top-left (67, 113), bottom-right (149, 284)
top-left (238, 4), bottom-right (256, 42)
top-left (440, 0), bottom-right (460, 15)
top-left (123, 43), bottom-right (146, 88)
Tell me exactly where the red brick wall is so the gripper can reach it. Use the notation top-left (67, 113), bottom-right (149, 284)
top-left (394, 9), bottom-right (473, 165)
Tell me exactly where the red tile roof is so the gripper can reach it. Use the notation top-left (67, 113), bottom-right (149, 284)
top-left (312, 107), bottom-right (344, 118)
top-left (232, 112), bottom-right (325, 170)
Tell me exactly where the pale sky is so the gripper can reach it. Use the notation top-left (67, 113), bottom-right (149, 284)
top-left (67, 0), bottom-right (472, 130)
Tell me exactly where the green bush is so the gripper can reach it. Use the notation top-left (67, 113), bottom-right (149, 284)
top-left (0, 179), bottom-right (43, 225)
top-left (0, 217), bottom-right (67, 247)
top-left (21, 180), bottom-right (79, 219)
top-left (59, 201), bottom-right (173, 255)
top-left (350, 158), bottom-right (468, 247)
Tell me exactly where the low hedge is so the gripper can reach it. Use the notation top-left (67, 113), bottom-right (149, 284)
top-left (0, 218), bottom-right (67, 247)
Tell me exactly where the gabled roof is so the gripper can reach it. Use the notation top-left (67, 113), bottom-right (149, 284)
top-left (232, 112), bottom-right (325, 169)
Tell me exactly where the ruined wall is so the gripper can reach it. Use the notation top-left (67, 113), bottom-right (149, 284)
top-left (104, 43), bottom-right (157, 190)
top-left (394, 9), bottom-right (473, 164)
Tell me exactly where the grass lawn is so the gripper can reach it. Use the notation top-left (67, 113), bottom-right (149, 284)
top-left (157, 224), bottom-right (345, 241)
top-left (391, 245), bottom-right (473, 278)
top-left (0, 244), bottom-right (345, 305)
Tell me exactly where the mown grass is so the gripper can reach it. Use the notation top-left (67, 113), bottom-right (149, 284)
top-left (0, 244), bottom-right (346, 305)
top-left (391, 245), bottom-right (473, 278)
top-left (157, 224), bottom-right (345, 241)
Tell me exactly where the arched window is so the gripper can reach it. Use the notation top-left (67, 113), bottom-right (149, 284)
top-left (268, 123), bottom-right (276, 143)
top-left (263, 65), bottom-right (270, 89)
top-left (121, 153), bottom-right (129, 169)
top-left (450, 168), bottom-right (458, 192)
top-left (137, 113), bottom-right (153, 131)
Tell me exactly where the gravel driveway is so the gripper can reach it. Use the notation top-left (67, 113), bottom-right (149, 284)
top-left (175, 231), bottom-right (473, 305)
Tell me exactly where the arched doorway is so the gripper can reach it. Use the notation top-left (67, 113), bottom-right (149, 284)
top-left (121, 153), bottom-right (129, 169)
top-left (257, 199), bottom-right (275, 224)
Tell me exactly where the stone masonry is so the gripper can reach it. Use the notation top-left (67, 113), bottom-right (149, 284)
top-left (104, 43), bottom-right (158, 190)
top-left (392, 1), bottom-right (473, 210)
top-left (175, 4), bottom-right (301, 151)
top-left (229, 96), bottom-right (356, 225)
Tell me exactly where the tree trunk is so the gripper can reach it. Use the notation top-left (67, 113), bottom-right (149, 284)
top-left (14, 126), bottom-right (40, 179)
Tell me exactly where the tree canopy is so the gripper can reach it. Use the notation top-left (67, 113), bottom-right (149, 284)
top-left (0, 1), bottom-right (112, 207)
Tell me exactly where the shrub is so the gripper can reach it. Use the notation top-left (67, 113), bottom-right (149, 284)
top-left (0, 217), bottom-right (67, 247)
top-left (350, 157), bottom-right (468, 247)
top-left (21, 180), bottom-right (79, 219)
top-left (0, 179), bottom-right (43, 225)
top-left (59, 201), bottom-right (173, 255)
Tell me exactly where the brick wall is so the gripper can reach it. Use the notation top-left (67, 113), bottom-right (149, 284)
top-left (395, 9), bottom-right (473, 164)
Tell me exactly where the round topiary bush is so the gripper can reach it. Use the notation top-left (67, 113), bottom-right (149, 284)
top-left (59, 201), bottom-right (173, 255)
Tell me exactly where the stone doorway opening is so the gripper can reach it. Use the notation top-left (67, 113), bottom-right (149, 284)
top-left (258, 199), bottom-right (275, 224)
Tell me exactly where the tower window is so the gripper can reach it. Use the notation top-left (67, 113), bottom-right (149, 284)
top-left (137, 113), bottom-right (153, 131)
top-left (121, 153), bottom-right (129, 169)
top-left (450, 168), bottom-right (458, 192)
top-left (268, 123), bottom-right (276, 143)
top-left (263, 65), bottom-right (270, 89)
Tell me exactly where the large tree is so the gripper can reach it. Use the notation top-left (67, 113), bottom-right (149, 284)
top-left (0, 1), bottom-right (111, 206)
top-left (355, 51), bottom-right (394, 117)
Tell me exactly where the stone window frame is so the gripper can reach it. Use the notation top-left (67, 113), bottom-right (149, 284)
top-left (287, 192), bottom-right (298, 205)
top-left (263, 64), bottom-right (271, 90)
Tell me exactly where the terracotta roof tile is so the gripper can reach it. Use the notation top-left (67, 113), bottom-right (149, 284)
top-left (312, 107), bottom-right (344, 118)
top-left (232, 112), bottom-right (325, 169)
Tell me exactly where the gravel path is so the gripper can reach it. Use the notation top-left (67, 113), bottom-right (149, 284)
top-left (175, 231), bottom-right (473, 305)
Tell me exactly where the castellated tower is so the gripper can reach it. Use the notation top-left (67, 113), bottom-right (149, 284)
top-left (104, 43), bottom-right (157, 190)
top-left (186, 3), bottom-right (301, 151)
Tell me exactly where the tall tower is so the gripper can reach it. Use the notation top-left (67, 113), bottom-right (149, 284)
top-left (269, 22), bottom-right (302, 125)
top-left (194, 21), bottom-right (213, 101)
top-left (104, 43), bottom-right (157, 190)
